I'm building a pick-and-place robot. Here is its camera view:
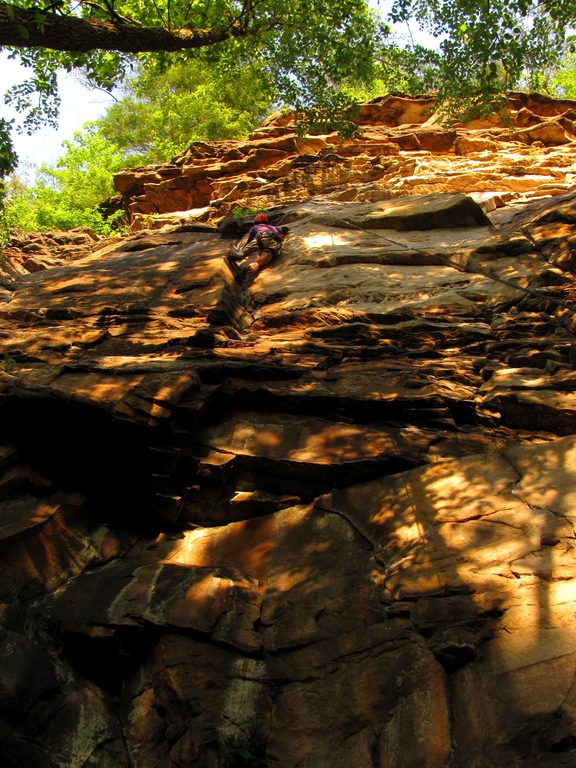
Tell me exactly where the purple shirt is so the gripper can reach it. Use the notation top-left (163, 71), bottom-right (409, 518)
top-left (246, 223), bottom-right (283, 243)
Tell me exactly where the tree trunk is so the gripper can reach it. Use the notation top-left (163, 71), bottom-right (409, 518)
top-left (0, 3), bottom-right (249, 52)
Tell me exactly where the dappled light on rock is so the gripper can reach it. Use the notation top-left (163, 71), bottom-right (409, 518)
top-left (1, 92), bottom-right (576, 767)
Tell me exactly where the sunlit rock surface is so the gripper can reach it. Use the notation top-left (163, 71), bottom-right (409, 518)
top-left (111, 91), bottom-right (576, 229)
top-left (1, 93), bottom-right (576, 767)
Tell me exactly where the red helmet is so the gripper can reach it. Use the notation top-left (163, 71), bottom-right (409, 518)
top-left (254, 213), bottom-right (268, 223)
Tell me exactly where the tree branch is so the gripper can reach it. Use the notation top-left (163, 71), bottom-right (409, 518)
top-left (0, 2), bottom-right (257, 52)
top-left (84, 0), bottom-right (138, 26)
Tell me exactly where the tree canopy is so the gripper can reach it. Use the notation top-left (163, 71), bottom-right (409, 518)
top-left (1, 55), bottom-right (277, 233)
top-left (1, 0), bottom-right (385, 134)
top-left (390, 0), bottom-right (575, 111)
top-left (96, 59), bottom-right (274, 160)
top-left (1, 0), bottom-right (576, 174)
top-left (0, 53), bottom-right (281, 235)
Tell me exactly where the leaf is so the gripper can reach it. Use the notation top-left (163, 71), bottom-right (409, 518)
top-left (34, 12), bottom-right (47, 35)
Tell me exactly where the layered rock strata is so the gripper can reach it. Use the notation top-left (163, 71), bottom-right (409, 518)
top-left (112, 91), bottom-right (576, 231)
top-left (0, 94), bottom-right (576, 768)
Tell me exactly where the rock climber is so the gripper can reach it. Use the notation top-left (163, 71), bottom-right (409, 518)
top-left (228, 213), bottom-right (288, 284)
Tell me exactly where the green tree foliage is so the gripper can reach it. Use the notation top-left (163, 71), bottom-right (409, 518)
top-left (97, 59), bottom-right (273, 163)
top-left (0, 118), bottom-right (16, 176)
top-left (2, 0), bottom-right (576, 233)
top-left (0, 0), bottom-right (385, 136)
top-left (2, 57), bottom-right (274, 233)
top-left (1, 0), bottom-right (574, 168)
top-left (0, 117), bottom-right (18, 236)
top-left (347, 44), bottom-right (444, 101)
top-left (549, 47), bottom-right (576, 99)
top-left (3, 123), bottom-right (127, 233)
top-left (390, 0), bottom-right (575, 116)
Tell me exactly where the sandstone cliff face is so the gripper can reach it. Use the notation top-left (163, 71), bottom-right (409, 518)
top-left (112, 91), bottom-right (576, 231)
top-left (1, 94), bottom-right (576, 768)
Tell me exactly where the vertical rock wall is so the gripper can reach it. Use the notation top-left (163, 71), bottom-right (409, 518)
top-left (1, 94), bottom-right (576, 767)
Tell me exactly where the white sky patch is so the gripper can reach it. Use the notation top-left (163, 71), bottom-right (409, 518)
top-left (1, 52), bottom-right (116, 180)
